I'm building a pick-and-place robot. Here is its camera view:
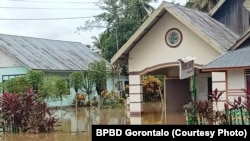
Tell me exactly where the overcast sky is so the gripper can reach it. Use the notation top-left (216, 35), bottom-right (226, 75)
top-left (0, 0), bottom-right (187, 46)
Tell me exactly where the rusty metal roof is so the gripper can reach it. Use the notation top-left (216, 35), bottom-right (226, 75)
top-left (0, 34), bottom-right (106, 71)
top-left (202, 43), bottom-right (250, 71)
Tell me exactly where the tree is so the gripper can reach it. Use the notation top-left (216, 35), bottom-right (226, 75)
top-left (109, 64), bottom-right (122, 91)
top-left (78, 0), bottom-right (157, 61)
top-left (38, 75), bottom-right (69, 118)
top-left (82, 71), bottom-right (96, 104)
top-left (69, 71), bottom-right (84, 110)
top-left (88, 60), bottom-right (109, 96)
top-left (69, 71), bottom-right (84, 94)
top-left (186, 0), bottom-right (219, 13)
top-left (142, 75), bottom-right (163, 102)
top-left (69, 71), bottom-right (84, 132)
top-left (3, 76), bottom-right (27, 94)
top-left (26, 70), bottom-right (45, 94)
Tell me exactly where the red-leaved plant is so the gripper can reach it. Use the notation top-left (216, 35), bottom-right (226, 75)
top-left (0, 88), bottom-right (59, 133)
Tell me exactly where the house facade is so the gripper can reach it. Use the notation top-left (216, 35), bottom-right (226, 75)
top-left (111, 2), bottom-right (239, 124)
top-left (0, 34), bottom-right (118, 107)
top-left (202, 28), bottom-right (250, 111)
top-left (200, 0), bottom-right (250, 110)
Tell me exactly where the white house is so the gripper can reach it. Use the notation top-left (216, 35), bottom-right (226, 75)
top-left (110, 1), bottom-right (239, 124)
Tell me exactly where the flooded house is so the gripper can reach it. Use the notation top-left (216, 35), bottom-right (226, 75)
top-left (110, 1), bottom-right (242, 124)
top-left (0, 34), bottom-right (127, 107)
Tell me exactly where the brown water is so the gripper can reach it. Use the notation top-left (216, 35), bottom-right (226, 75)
top-left (0, 102), bottom-right (166, 141)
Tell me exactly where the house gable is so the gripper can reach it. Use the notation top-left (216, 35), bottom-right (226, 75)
top-left (111, 1), bottom-right (239, 65)
top-left (129, 11), bottom-right (222, 73)
top-left (0, 50), bottom-right (22, 67)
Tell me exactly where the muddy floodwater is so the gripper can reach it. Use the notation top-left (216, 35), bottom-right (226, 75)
top-left (0, 102), bottom-right (166, 141)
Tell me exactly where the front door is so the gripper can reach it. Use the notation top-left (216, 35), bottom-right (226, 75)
top-left (165, 78), bottom-right (191, 124)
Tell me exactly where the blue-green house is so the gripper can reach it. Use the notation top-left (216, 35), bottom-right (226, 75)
top-left (0, 34), bottom-right (127, 107)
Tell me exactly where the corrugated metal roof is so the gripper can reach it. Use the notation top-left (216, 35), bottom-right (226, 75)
top-left (170, 2), bottom-right (239, 52)
top-left (0, 34), bottom-right (106, 71)
top-left (202, 45), bottom-right (250, 70)
top-left (111, 2), bottom-right (239, 64)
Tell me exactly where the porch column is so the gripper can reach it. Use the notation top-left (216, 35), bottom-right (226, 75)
top-left (129, 74), bottom-right (143, 124)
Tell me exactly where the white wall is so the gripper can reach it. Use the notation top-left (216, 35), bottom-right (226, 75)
top-left (129, 12), bottom-right (221, 73)
top-left (195, 72), bottom-right (211, 101)
top-left (227, 69), bottom-right (246, 105)
top-left (0, 51), bottom-right (21, 67)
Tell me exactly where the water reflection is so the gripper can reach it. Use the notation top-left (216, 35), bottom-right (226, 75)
top-left (0, 102), bottom-right (165, 141)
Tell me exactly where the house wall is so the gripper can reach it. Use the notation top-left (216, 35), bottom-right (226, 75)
top-left (0, 50), bottom-right (21, 67)
top-left (212, 0), bottom-right (249, 35)
top-left (227, 69), bottom-right (246, 105)
top-left (129, 12), bottom-right (221, 73)
top-left (195, 71), bottom-right (212, 101)
top-left (211, 69), bottom-right (246, 111)
top-left (211, 72), bottom-right (226, 111)
top-left (0, 66), bottom-right (28, 83)
top-left (106, 75), bottom-right (129, 93)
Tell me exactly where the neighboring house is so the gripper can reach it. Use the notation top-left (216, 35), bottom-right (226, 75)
top-left (0, 34), bottom-right (115, 107)
top-left (111, 1), bottom-right (239, 124)
top-left (202, 28), bottom-right (250, 111)
top-left (200, 0), bottom-right (250, 111)
top-left (209, 0), bottom-right (250, 35)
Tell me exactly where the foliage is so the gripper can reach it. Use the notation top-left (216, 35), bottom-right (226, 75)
top-left (109, 64), bottom-right (122, 91)
top-left (3, 76), bottom-right (28, 94)
top-left (184, 100), bottom-right (213, 125)
top-left (39, 75), bottom-right (69, 101)
top-left (26, 70), bottom-right (45, 93)
top-left (0, 90), bottom-right (59, 133)
top-left (82, 71), bottom-right (96, 99)
top-left (72, 93), bottom-right (98, 107)
top-left (3, 71), bottom-right (69, 101)
top-left (121, 84), bottom-right (129, 98)
top-left (78, 0), bottom-right (156, 61)
top-left (72, 93), bottom-right (86, 107)
top-left (142, 75), bottom-right (163, 102)
top-left (186, 0), bottom-right (219, 13)
top-left (100, 90), bottom-right (125, 109)
top-left (184, 88), bottom-right (250, 125)
top-left (142, 75), bottom-right (162, 94)
top-left (69, 71), bottom-right (84, 93)
top-left (88, 60), bottom-right (108, 95)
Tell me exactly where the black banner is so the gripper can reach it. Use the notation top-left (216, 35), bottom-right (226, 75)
top-left (92, 125), bottom-right (250, 140)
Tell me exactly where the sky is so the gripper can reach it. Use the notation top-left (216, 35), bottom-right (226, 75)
top-left (0, 0), bottom-right (187, 46)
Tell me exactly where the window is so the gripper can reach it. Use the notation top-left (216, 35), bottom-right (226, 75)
top-left (116, 81), bottom-right (123, 91)
top-left (246, 69), bottom-right (250, 93)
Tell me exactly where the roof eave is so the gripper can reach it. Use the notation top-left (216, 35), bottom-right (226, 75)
top-left (229, 28), bottom-right (250, 50)
top-left (201, 66), bottom-right (250, 72)
top-left (208, 0), bottom-right (226, 16)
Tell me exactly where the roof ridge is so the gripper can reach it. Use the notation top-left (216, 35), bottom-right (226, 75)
top-left (0, 33), bottom-right (82, 44)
